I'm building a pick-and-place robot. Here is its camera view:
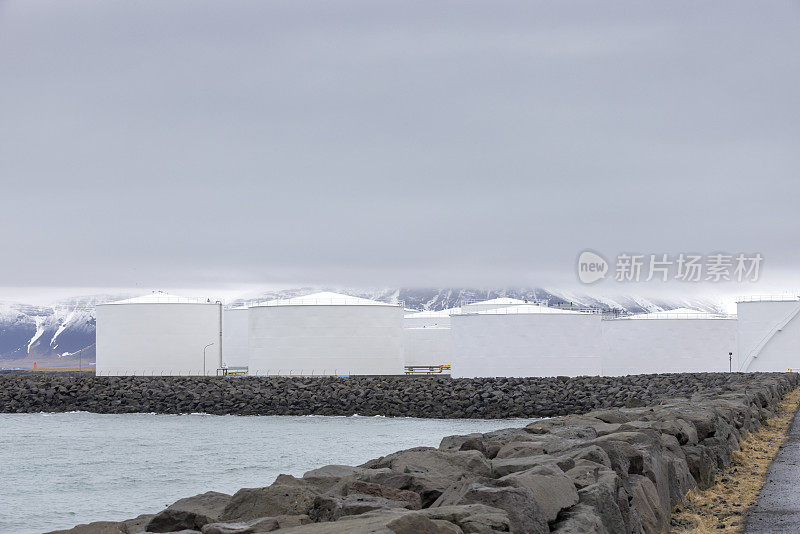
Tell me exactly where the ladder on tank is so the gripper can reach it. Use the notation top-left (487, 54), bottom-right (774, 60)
top-left (739, 302), bottom-right (800, 372)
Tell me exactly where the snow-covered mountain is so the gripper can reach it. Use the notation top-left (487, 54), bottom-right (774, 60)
top-left (0, 288), bottom-right (727, 369)
top-left (230, 287), bottom-right (725, 315)
top-left (0, 295), bottom-right (125, 369)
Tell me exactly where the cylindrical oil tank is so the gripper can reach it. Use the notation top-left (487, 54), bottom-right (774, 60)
top-left (403, 308), bottom-right (456, 367)
top-left (404, 308), bottom-right (456, 329)
top-left (601, 308), bottom-right (737, 375)
top-left (96, 292), bottom-right (222, 376)
top-left (451, 304), bottom-right (603, 378)
top-left (222, 307), bottom-right (249, 368)
top-left (460, 298), bottom-right (528, 314)
top-left (248, 291), bottom-right (404, 376)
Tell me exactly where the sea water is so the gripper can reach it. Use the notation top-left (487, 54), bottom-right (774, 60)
top-left (0, 412), bottom-right (534, 533)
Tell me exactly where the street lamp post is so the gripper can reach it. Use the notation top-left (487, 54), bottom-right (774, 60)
top-left (203, 342), bottom-right (215, 376)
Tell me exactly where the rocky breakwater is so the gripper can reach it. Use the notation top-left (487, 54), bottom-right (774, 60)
top-left (0, 373), bottom-right (781, 417)
top-left (51, 372), bottom-right (798, 534)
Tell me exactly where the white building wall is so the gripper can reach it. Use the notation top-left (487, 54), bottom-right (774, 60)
top-left (601, 318), bottom-right (737, 375)
top-left (222, 308), bottom-right (249, 368)
top-left (248, 305), bottom-right (404, 375)
top-left (451, 314), bottom-right (603, 378)
top-left (96, 303), bottom-right (221, 376)
top-left (403, 327), bottom-right (452, 366)
top-left (737, 300), bottom-right (800, 372)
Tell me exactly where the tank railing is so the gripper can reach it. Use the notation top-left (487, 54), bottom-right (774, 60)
top-left (460, 298), bottom-right (543, 307)
top-left (93, 369), bottom-right (428, 377)
top-left (103, 296), bottom-right (222, 305)
top-left (246, 369), bottom-right (353, 377)
top-left (736, 295), bottom-right (800, 303)
top-left (454, 306), bottom-right (602, 316)
top-left (403, 308), bottom-right (461, 320)
top-left (96, 369), bottom-right (235, 376)
top-left (603, 312), bottom-right (736, 320)
top-left (247, 297), bottom-right (404, 308)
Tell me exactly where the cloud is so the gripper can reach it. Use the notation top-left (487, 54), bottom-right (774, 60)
top-left (1, 0), bottom-right (798, 290)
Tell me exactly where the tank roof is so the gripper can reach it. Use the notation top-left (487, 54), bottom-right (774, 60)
top-left (252, 291), bottom-right (397, 307)
top-left (463, 304), bottom-right (585, 315)
top-left (464, 297), bottom-right (528, 306)
top-left (622, 307), bottom-right (733, 319)
top-left (404, 307), bottom-right (459, 318)
top-left (102, 292), bottom-right (216, 305)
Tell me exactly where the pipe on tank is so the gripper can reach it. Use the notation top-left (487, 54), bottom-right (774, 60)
top-left (217, 301), bottom-right (223, 371)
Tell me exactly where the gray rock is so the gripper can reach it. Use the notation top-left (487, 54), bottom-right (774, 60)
top-left (558, 445), bottom-right (612, 468)
top-left (439, 433), bottom-right (485, 452)
top-left (589, 409), bottom-right (633, 424)
top-left (46, 522), bottom-right (128, 534)
top-left (564, 460), bottom-right (614, 489)
top-left (594, 430), bottom-right (674, 524)
top-left (343, 480), bottom-right (422, 510)
top-left (313, 493), bottom-right (414, 521)
top-left (628, 474), bottom-right (665, 534)
top-left (220, 485), bottom-right (320, 522)
top-left (124, 515), bottom-right (156, 534)
top-left (433, 480), bottom-right (548, 534)
top-left (46, 514), bottom-right (157, 534)
top-left (550, 503), bottom-right (604, 533)
top-left (682, 444), bottom-right (715, 489)
top-left (201, 515), bottom-right (310, 534)
top-left (250, 509), bottom-right (452, 533)
top-left (490, 455), bottom-right (562, 478)
top-left (303, 465), bottom-right (372, 479)
top-left (366, 448), bottom-right (492, 478)
top-left (494, 441), bottom-right (548, 459)
top-left (417, 504), bottom-right (512, 534)
top-left (373, 471), bottom-right (461, 508)
top-left (430, 520), bottom-right (464, 533)
top-left (573, 471), bottom-right (628, 534)
top-left (147, 491), bottom-right (231, 533)
top-left (659, 434), bottom-right (696, 507)
top-left (590, 435), bottom-right (644, 477)
top-left (500, 465), bottom-right (579, 523)
top-left (621, 417), bottom-right (698, 446)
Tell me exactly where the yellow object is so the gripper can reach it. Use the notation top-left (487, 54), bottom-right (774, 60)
top-left (404, 365), bottom-right (451, 374)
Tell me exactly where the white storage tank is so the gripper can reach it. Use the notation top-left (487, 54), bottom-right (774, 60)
top-left (601, 308), bottom-right (737, 375)
top-left (451, 304), bottom-right (603, 378)
top-left (460, 297), bottom-right (528, 314)
top-left (96, 292), bottom-right (222, 376)
top-left (222, 307), bottom-right (249, 369)
top-left (737, 297), bottom-right (800, 372)
top-left (404, 308), bottom-right (457, 329)
top-left (248, 291), bottom-right (404, 376)
top-left (403, 308), bottom-right (457, 367)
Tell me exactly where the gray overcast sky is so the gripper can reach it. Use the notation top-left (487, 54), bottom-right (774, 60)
top-left (1, 0), bottom-right (799, 293)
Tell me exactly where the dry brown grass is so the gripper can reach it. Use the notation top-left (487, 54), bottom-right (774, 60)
top-left (670, 386), bottom-right (800, 532)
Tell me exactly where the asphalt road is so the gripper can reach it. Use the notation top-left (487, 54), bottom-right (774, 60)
top-left (745, 407), bottom-right (800, 533)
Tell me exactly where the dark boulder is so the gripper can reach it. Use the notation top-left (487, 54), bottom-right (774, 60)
top-left (147, 492), bottom-right (231, 533)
